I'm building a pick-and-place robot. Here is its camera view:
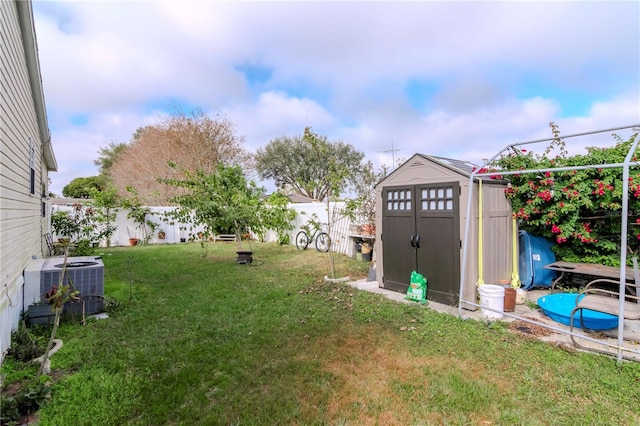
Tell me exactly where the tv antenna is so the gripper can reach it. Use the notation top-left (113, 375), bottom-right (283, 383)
top-left (377, 140), bottom-right (402, 167)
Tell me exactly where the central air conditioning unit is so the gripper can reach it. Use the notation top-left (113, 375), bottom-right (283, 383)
top-left (24, 256), bottom-right (105, 315)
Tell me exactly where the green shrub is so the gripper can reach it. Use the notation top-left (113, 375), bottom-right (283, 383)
top-left (491, 124), bottom-right (640, 266)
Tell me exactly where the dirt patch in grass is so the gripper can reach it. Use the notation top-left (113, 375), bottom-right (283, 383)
top-left (299, 326), bottom-right (513, 424)
top-left (508, 319), bottom-right (555, 338)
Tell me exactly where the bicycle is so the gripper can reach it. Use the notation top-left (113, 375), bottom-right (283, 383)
top-left (295, 225), bottom-right (331, 252)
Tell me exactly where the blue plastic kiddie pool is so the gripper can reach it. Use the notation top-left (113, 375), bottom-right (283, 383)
top-left (537, 293), bottom-right (619, 330)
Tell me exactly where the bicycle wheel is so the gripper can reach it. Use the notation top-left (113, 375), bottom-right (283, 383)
top-left (315, 232), bottom-right (331, 252)
top-left (295, 231), bottom-right (310, 250)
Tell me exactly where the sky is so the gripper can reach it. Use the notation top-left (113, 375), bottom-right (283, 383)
top-left (31, 1), bottom-right (640, 196)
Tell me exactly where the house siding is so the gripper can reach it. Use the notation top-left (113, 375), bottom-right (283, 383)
top-left (0, 0), bottom-right (54, 362)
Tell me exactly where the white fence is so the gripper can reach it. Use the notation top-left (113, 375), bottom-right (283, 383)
top-left (51, 201), bottom-right (356, 255)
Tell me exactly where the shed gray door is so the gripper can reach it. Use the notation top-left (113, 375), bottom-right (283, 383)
top-left (382, 183), bottom-right (460, 305)
top-left (381, 185), bottom-right (416, 293)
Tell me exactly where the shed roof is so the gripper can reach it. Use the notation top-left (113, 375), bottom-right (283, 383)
top-left (378, 153), bottom-right (504, 185)
top-left (422, 154), bottom-right (478, 176)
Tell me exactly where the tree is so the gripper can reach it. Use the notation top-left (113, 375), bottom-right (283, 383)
top-left (62, 176), bottom-right (105, 198)
top-left (161, 163), bottom-right (296, 254)
top-left (94, 141), bottom-right (128, 178)
top-left (349, 160), bottom-right (391, 227)
top-left (255, 129), bottom-right (364, 202)
top-left (120, 186), bottom-right (158, 244)
top-left (88, 185), bottom-right (120, 247)
top-left (110, 108), bottom-right (251, 205)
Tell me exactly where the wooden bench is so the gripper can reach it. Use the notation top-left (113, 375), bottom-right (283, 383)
top-left (213, 234), bottom-right (237, 243)
top-left (543, 261), bottom-right (636, 290)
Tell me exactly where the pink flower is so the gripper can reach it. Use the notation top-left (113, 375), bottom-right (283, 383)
top-left (551, 224), bottom-right (561, 234)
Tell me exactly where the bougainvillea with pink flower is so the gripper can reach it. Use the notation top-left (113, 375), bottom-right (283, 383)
top-left (490, 123), bottom-right (640, 266)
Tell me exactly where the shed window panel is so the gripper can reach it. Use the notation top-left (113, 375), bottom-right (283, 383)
top-left (420, 185), bottom-right (455, 211)
top-left (386, 189), bottom-right (412, 211)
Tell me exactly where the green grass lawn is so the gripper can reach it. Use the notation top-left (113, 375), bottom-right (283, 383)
top-left (3, 242), bottom-right (640, 425)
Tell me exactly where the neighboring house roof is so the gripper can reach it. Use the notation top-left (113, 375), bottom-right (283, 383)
top-left (285, 193), bottom-right (318, 203)
top-left (50, 197), bottom-right (91, 206)
top-left (16, 0), bottom-right (56, 171)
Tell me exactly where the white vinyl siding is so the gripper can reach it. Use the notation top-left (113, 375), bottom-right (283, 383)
top-left (0, 0), bottom-right (52, 362)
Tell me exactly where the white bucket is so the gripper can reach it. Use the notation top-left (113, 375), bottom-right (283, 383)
top-left (515, 288), bottom-right (527, 305)
top-left (478, 284), bottom-right (505, 319)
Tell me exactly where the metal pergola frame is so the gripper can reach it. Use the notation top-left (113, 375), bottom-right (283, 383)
top-left (458, 124), bottom-right (640, 363)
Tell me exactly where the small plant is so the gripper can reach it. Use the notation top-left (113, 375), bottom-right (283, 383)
top-left (121, 186), bottom-right (158, 244)
top-left (51, 210), bottom-right (80, 241)
top-left (103, 295), bottom-right (122, 314)
top-left (72, 239), bottom-right (93, 256)
top-left (525, 300), bottom-right (539, 310)
top-left (6, 321), bottom-right (45, 363)
top-left (277, 233), bottom-right (290, 245)
top-left (1, 374), bottom-right (51, 424)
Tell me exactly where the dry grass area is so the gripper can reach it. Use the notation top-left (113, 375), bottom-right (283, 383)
top-left (296, 324), bottom-right (513, 425)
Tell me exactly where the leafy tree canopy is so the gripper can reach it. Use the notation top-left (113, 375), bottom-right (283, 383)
top-left (255, 128), bottom-right (364, 202)
top-left (94, 141), bottom-right (128, 178)
top-left (61, 176), bottom-right (106, 198)
top-left (161, 163), bottom-right (296, 251)
top-left (110, 108), bottom-right (251, 205)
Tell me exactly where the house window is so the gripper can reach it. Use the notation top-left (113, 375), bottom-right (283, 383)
top-left (30, 168), bottom-right (35, 194)
top-left (29, 138), bottom-right (35, 195)
top-left (420, 186), bottom-right (454, 211)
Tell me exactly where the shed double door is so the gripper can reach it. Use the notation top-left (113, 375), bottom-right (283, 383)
top-left (382, 183), bottom-right (460, 305)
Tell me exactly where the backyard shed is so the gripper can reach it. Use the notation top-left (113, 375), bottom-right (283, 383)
top-left (374, 154), bottom-right (514, 307)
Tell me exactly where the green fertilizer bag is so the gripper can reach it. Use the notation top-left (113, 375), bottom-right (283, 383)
top-left (405, 271), bottom-right (427, 304)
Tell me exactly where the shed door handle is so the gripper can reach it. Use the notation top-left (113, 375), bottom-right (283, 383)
top-left (415, 234), bottom-right (421, 249)
top-left (410, 235), bottom-right (415, 247)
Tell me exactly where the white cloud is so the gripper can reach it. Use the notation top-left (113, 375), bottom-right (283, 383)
top-left (32, 1), bottom-right (639, 196)
top-left (223, 91), bottom-right (335, 152)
